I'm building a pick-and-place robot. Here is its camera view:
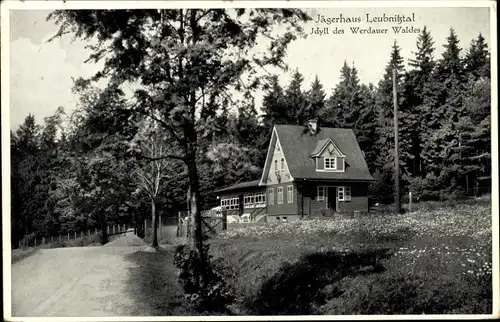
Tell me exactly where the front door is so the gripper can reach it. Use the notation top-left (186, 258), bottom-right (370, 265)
top-left (327, 187), bottom-right (337, 211)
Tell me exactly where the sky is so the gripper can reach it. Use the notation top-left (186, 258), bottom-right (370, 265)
top-left (8, 6), bottom-right (491, 130)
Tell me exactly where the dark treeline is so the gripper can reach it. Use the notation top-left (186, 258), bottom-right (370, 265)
top-left (11, 26), bottom-right (491, 246)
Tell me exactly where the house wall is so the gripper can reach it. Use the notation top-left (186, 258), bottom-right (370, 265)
top-left (315, 156), bottom-right (345, 172)
top-left (218, 187), bottom-right (267, 216)
top-left (267, 214), bottom-right (301, 222)
top-left (266, 137), bottom-right (293, 185)
top-left (266, 182), bottom-right (297, 216)
top-left (297, 181), bottom-right (369, 215)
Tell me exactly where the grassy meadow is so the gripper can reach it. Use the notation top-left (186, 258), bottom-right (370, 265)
top-left (207, 195), bottom-right (493, 315)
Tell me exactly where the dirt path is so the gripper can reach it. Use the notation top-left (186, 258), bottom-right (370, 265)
top-left (11, 235), bottom-right (148, 317)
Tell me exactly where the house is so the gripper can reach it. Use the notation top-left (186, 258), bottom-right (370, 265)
top-left (215, 119), bottom-right (374, 222)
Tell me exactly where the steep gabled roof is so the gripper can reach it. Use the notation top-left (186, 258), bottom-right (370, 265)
top-left (310, 138), bottom-right (330, 156)
top-left (274, 125), bottom-right (374, 181)
top-left (310, 138), bottom-right (346, 157)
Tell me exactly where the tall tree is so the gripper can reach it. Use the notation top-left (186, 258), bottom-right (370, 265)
top-left (49, 9), bottom-right (310, 269)
top-left (371, 41), bottom-right (406, 201)
top-left (283, 69), bottom-right (308, 125)
top-left (405, 26), bottom-right (438, 176)
top-left (421, 29), bottom-right (467, 191)
top-left (464, 33), bottom-right (490, 80)
top-left (322, 61), bottom-right (350, 128)
top-left (374, 41), bottom-right (405, 170)
top-left (11, 115), bottom-right (41, 245)
top-left (304, 75), bottom-right (325, 121)
top-left (261, 75), bottom-right (288, 128)
top-left (328, 61), bottom-right (364, 129)
top-left (131, 124), bottom-right (175, 247)
top-left (355, 83), bottom-right (378, 172)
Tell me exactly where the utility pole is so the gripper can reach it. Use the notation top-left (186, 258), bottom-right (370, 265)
top-left (392, 68), bottom-right (401, 214)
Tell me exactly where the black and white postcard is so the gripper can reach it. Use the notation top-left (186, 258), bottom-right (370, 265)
top-left (1, 1), bottom-right (498, 320)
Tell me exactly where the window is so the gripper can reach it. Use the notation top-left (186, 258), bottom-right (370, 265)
top-left (221, 196), bottom-right (239, 210)
top-left (281, 158), bottom-right (284, 170)
top-left (338, 186), bottom-right (352, 201)
top-left (256, 193), bottom-right (266, 207)
top-left (345, 186), bottom-right (351, 201)
top-left (338, 187), bottom-right (344, 201)
top-left (324, 157), bottom-right (337, 170)
top-left (268, 188), bottom-right (274, 205)
top-left (317, 186), bottom-right (325, 201)
top-left (287, 185), bottom-right (293, 203)
top-left (277, 187), bottom-right (284, 204)
top-left (274, 160), bottom-right (278, 171)
top-left (244, 192), bottom-right (266, 208)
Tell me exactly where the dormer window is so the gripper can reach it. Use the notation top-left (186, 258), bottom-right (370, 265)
top-left (324, 157), bottom-right (337, 170)
top-left (281, 158), bottom-right (284, 170)
top-left (274, 160), bottom-right (278, 171)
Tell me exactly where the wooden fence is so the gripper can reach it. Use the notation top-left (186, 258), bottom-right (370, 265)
top-left (17, 224), bottom-right (131, 249)
top-left (143, 215), bottom-right (178, 241)
top-left (176, 209), bottom-right (228, 238)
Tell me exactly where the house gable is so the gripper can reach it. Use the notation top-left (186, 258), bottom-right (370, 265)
top-left (312, 139), bottom-right (346, 172)
top-left (311, 138), bottom-right (346, 158)
top-left (259, 127), bottom-right (294, 186)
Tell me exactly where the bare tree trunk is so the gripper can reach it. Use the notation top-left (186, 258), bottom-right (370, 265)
top-left (187, 157), bottom-right (203, 256)
top-left (100, 212), bottom-right (108, 245)
top-left (187, 185), bottom-right (193, 243)
top-left (151, 199), bottom-right (158, 247)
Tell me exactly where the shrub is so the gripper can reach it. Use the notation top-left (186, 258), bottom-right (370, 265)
top-left (368, 169), bottom-right (394, 204)
top-left (311, 208), bottom-right (336, 217)
top-left (174, 244), bottom-right (235, 313)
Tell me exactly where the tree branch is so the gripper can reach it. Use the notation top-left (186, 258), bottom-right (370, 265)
top-left (136, 151), bottom-right (185, 162)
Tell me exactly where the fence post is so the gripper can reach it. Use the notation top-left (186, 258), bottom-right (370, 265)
top-left (113, 225), bottom-right (116, 234)
top-left (95, 228), bottom-right (98, 235)
top-left (59, 234), bottom-right (61, 242)
top-left (34, 238), bottom-right (37, 247)
top-left (88, 230), bottom-right (90, 236)
top-left (144, 219), bottom-right (147, 237)
top-left (42, 237), bottom-right (45, 245)
top-left (409, 192), bottom-right (412, 214)
top-left (68, 232), bottom-right (70, 241)
top-left (51, 236), bottom-right (53, 244)
top-left (177, 212), bottom-right (181, 237)
top-left (107, 226), bottom-right (110, 234)
top-left (222, 209), bottom-right (227, 231)
top-left (75, 231), bottom-right (77, 239)
top-left (159, 215), bottom-right (162, 238)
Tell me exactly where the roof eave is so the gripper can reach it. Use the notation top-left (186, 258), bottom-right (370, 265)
top-left (295, 177), bottom-right (375, 182)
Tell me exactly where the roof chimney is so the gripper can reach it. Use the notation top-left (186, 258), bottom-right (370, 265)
top-left (307, 118), bottom-right (318, 135)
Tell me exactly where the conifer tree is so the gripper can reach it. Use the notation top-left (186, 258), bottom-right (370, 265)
top-left (283, 69), bottom-right (308, 125)
top-left (355, 83), bottom-right (378, 172)
top-left (261, 75), bottom-right (288, 127)
top-left (404, 26), bottom-right (438, 177)
top-left (421, 29), bottom-right (467, 191)
top-left (464, 33), bottom-right (490, 80)
top-left (306, 75), bottom-right (326, 121)
top-left (374, 41), bottom-right (405, 173)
